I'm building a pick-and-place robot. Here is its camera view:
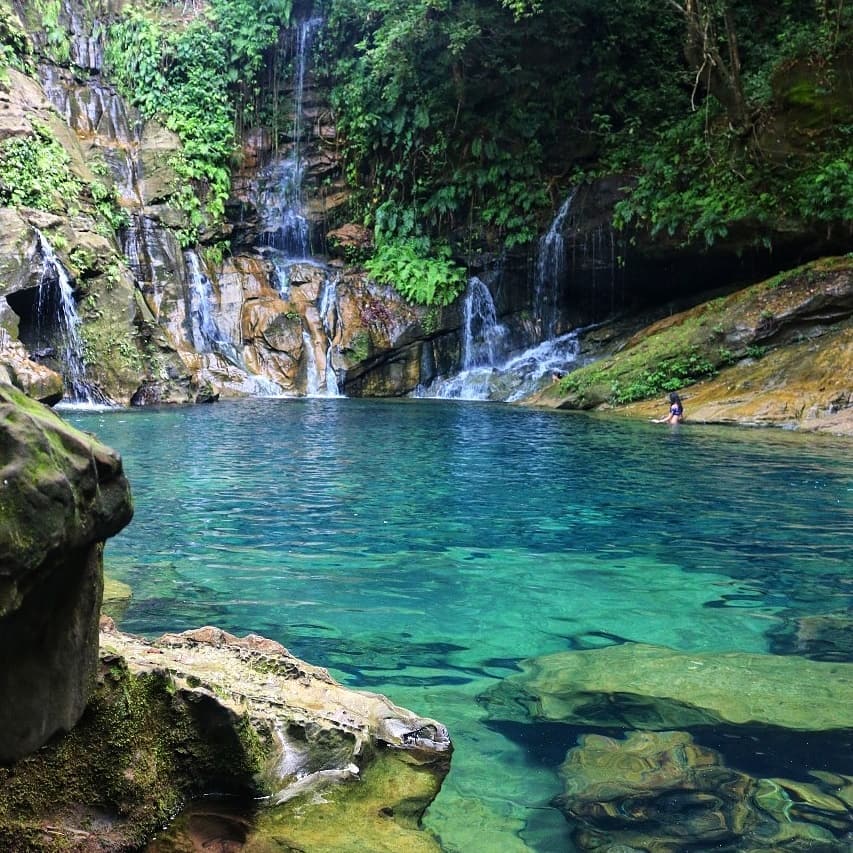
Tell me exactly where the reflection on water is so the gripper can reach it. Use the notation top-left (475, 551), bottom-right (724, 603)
top-left (70, 399), bottom-right (853, 852)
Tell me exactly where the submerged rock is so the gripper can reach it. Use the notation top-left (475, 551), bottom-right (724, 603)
top-left (0, 383), bottom-right (132, 761)
top-left (768, 613), bottom-right (853, 662)
top-left (101, 573), bottom-right (132, 622)
top-left (0, 622), bottom-right (452, 851)
top-left (479, 642), bottom-right (853, 731)
top-left (556, 729), bottom-right (850, 852)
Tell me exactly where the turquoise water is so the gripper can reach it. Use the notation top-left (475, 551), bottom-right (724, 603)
top-left (69, 399), bottom-right (853, 851)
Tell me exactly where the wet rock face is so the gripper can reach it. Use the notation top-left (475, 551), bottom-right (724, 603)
top-left (0, 384), bottom-right (132, 761)
top-left (0, 333), bottom-right (64, 403)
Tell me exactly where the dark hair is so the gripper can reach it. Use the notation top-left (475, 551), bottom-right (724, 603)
top-left (669, 392), bottom-right (682, 404)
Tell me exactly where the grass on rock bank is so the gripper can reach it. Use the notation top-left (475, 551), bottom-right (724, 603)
top-left (553, 256), bottom-right (853, 410)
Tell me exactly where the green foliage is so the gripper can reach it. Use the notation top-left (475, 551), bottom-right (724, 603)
top-left (105, 0), bottom-right (293, 241)
top-left (320, 0), bottom-right (682, 251)
top-left (613, 105), bottom-right (852, 248)
top-left (0, 123), bottom-right (83, 212)
top-left (202, 241), bottom-right (231, 269)
top-left (365, 237), bottom-right (465, 306)
top-left (89, 177), bottom-right (130, 235)
top-left (39, 0), bottom-right (69, 63)
top-left (606, 348), bottom-right (716, 404)
top-left (609, 2), bottom-right (852, 248)
top-left (0, 1), bottom-right (31, 74)
top-left (347, 329), bottom-right (370, 362)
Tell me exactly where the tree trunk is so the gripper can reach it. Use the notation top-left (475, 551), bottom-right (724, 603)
top-left (667, 0), bottom-right (750, 132)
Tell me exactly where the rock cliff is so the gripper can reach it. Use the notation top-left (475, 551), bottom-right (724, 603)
top-left (0, 382), bottom-right (132, 761)
top-left (537, 257), bottom-right (853, 435)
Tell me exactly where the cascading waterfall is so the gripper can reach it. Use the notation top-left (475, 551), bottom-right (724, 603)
top-left (34, 231), bottom-right (105, 405)
top-left (185, 250), bottom-right (223, 353)
top-left (462, 276), bottom-right (508, 369)
top-left (417, 197), bottom-right (587, 402)
top-left (254, 17), bottom-right (340, 397)
top-left (417, 276), bottom-right (510, 401)
top-left (534, 191), bottom-right (575, 341)
top-left (184, 250), bottom-right (283, 396)
top-left (318, 274), bottom-right (341, 396)
top-left (258, 18), bottom-right (322, 257)
top-left (184, 250), bottom-right (243, 367)
top-left (301, 328), bottom-right (320, 396)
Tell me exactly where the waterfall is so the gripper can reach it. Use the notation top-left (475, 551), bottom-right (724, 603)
top-left (251, 18), bottom-right (341, 398)
top-left (301, 328), bottom-right (320, 396)
top-left (415, 268), bottom-right (587, 403)
top-left (319, 275), bottom-right (340, 396)
top-left (185, 250), bottom-right (221, 352)
top-left (184, 250), bottom-right (245, 368)
top-left (462, 276), bottom-right (507, 369)
top-left (534, 191), bottom-right (575, 341)
top-left (34, 231), bottom-right (105, 405)
top-left (259, 18), bottom-right (321, 257)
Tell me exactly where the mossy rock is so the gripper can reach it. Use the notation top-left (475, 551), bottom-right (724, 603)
top-left (0, 383), bottom-right (133, 761)
top-left (480, 642), bottom-right (853, 732)
top-left (551, 256), bottom-right (853, 415)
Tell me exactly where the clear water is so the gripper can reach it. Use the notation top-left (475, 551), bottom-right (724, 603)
top-left (68, 399), bottom-right (853, 852)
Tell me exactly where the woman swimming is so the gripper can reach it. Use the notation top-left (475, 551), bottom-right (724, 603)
top-left (652, 392), bottom-right (684, 424)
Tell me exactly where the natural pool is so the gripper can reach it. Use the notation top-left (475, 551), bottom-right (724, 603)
top-left (68, 398), bottom-right (853, 852)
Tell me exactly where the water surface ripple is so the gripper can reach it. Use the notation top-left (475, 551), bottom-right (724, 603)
top-left (70, 399), bottom-right (853, 852)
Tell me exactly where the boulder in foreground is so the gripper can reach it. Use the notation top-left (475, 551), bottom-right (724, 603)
top-left (0, 383), bottom-right (132, 762)
top-left (0, 623), bottom-right (452, 852)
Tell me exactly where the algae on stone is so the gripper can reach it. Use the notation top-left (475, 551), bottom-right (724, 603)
top-left (480, 642), bottom-right (853, 732)
top-left (0, 623), bottom-right (452, 851)
top-left (0, 383), bottom-right (132, 761)
top-left (556, 729), bottom-right (850, 852)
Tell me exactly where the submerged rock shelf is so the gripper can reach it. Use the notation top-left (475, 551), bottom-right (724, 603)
top-left (481, 642), bottom-right (853, 851)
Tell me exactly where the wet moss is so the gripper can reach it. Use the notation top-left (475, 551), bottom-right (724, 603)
top-left (0, 656), bottom-right (267, 850)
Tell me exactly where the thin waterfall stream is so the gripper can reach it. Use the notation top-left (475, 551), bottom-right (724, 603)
top-left (34, 230), bottom-right (108, 405)
top-left (255, 17), bottom-right (340, 396)
top-left (534, 191), bottom-right (575, 341)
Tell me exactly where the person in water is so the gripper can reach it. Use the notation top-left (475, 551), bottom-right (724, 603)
top-left (653, 392), bottom-right (684, 424)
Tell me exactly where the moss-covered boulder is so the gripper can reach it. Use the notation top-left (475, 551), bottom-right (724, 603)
top-left (0, 622), bottom-right (452, 851)
top-left (479, 642), bottom-right (853, 732)
top-left (0, 383), bottom-right (132, 761)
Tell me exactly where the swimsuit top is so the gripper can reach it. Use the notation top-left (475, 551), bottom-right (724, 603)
top-left (671, 403), bottom-right (683, 416)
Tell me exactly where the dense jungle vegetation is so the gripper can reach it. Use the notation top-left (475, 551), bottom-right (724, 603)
top-left (2, 0), bottom-right (850, 305)
top-left (318, 0), bottom-right (850, 304)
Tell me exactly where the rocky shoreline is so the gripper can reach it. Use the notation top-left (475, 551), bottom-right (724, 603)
top-left (0, 382), bottom-right (452, 852)
top-left (533, 257), bottom-right (853, 437)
